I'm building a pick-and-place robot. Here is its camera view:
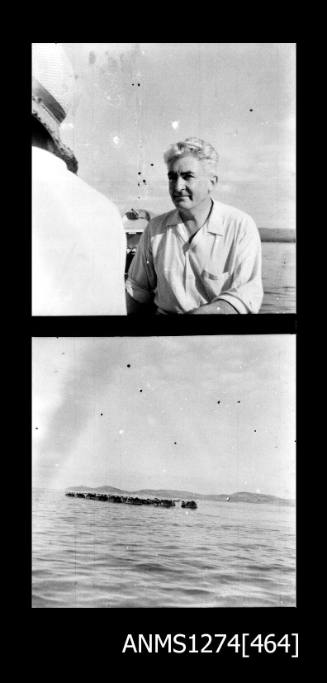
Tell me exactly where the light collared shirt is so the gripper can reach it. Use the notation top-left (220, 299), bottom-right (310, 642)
top-left (32, 146), bottom-right (127, 315)
top-left (126, 199), bottom-right (263, 314)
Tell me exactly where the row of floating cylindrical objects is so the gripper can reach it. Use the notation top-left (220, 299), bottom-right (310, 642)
top-left (65, 491), bottom-right (197, 509)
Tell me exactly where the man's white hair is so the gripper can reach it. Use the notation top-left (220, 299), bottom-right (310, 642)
top-left (163, 137), bottom-right (219, 174)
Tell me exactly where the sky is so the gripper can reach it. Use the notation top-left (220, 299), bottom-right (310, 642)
top-left (60, 43), bottom-right (295, 231)
top-left (32, 336), bottom-right (296, 499)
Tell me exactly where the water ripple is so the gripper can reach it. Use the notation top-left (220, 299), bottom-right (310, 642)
top-left (32, 490), bottom-right (296, 608)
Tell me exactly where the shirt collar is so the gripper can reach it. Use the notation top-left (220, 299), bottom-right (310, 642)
top-left (165, 200), bottom-right (226, 235)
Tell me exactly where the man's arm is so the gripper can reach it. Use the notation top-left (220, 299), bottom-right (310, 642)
top-left (216, 217), bottom-right (263, 314)
top-left (126, 292), bottom-right (155, 315)
top-left (126, 292), bottom-right (144, 314)
top-left (188, 300), bottom-right (238, 315)
top-left (189, 216), bottom-right (263, 315)
top-left (125, 224), bottom-right (157, 314)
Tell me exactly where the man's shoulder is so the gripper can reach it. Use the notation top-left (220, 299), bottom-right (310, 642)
top-left (148, 208), bottom-right (177, 226)
top-left (145, 209), bottom-right (177, 235)
top-left (213, 201), bottom-right (259, 241)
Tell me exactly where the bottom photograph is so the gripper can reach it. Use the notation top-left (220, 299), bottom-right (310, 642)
top-left (32, 335), bottom-right (296, 608)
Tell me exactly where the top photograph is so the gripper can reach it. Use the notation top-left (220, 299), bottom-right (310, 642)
top-left (32, 43), bottom-right (296, 316)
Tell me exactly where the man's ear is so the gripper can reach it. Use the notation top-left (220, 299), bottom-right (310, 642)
top-left (209, 174), bottom-right (218, 190)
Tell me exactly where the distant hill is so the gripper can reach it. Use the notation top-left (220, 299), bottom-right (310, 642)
top-left (69, 485), bottom-right (125, 494)
top-left (259, 228), bottom-right (295, 243)
top-left (67, 485), bottom-right (294, 507)
top-left (214, 491), bottom-right (295, 506)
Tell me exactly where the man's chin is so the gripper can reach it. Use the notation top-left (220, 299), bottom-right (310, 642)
top-left (173, 197), bottom-right (191, 208)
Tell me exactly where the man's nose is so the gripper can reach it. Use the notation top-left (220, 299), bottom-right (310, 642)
top-left (175, 176), bottom-right (186, 192)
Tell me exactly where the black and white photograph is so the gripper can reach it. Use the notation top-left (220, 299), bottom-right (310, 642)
top-left (32, 43), bottom-right (295, 316)
top-left (32, 335), bottom-right (295, 608)
top-left (29, 41), bottom-right (299, 661)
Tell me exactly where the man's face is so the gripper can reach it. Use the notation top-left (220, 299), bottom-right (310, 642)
top-left (167, 155), bottom-right (216, 212)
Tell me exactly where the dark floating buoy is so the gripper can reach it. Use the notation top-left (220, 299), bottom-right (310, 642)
top-left (217, 400), bottom-right (221, 404)
top-left (181, 500), bottom-right (197, 509)
top-left (127, 364), bottom-right (131, 368)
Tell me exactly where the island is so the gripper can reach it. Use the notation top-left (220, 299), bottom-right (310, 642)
top-left (64, 485), bottom-right (295, 509)
top-left (65, 490), bottom-right (197, 509)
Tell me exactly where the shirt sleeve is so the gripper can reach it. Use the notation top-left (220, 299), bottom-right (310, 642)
top-left (216, 216), bottom-right (263, 314)
top-left (125, 224), bottom-right (157, 304)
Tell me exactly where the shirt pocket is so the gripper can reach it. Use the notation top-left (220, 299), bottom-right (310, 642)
top-left (201, 270), bottom-right (231, 297)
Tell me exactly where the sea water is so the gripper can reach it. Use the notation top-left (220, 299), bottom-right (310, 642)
top-left (261, 242), bottom-right (295, 314)
top-left (32, 489), bottom-right (296, 608)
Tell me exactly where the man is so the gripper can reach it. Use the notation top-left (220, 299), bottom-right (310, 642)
top-left (126, 137), bottom-right (263, 314)
top-left (32, 43), bottom-right (127, 315)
